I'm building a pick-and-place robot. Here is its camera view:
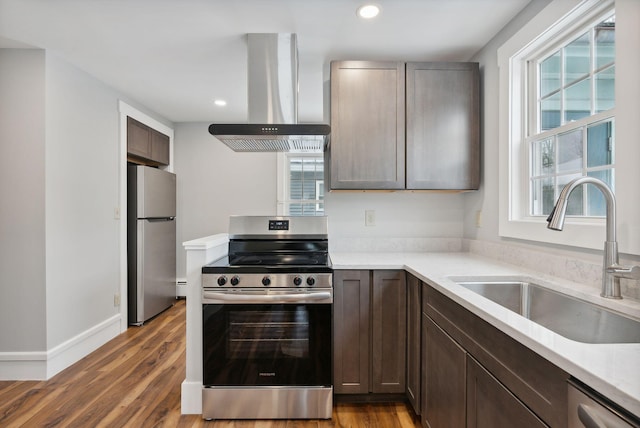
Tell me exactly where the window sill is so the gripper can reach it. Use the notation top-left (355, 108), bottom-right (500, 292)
top-left (499, 217), bottom-right (607, 251)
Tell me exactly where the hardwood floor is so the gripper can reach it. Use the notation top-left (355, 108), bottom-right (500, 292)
top-left (0, 299), bottom-right (421, 427)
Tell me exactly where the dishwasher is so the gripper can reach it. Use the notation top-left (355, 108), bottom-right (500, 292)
top-left (569, 380), bottom-right (640, 428)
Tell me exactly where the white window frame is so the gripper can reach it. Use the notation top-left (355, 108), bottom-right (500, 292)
top-left (315, 180), bottom-right (325, 212)
top-left (276, 152), bottom-right (325, 216)
top-left (497, 0), bottom-right (625, 251)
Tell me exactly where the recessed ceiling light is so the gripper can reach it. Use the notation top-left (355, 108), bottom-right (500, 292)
top-left (213, 99), bottom-right (227, 107)
top-left (357, 4), bottom-right (380, 19)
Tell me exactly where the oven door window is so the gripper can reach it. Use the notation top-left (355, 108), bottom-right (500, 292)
top-left (203, 303), bottom-right (331, 387)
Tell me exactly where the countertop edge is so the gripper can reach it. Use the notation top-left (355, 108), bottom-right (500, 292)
top-left (183, 233), bottom-right (229, 250)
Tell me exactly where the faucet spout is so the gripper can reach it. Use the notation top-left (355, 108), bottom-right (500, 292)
top-left (546, 177), bottom-right (621, 299)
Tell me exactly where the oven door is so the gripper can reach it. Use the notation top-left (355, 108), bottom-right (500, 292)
top-left (202, 289), bottom-right (332, 387)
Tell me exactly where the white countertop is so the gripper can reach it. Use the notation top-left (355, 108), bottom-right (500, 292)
top-left (331, 251), bottom-right (640, 417)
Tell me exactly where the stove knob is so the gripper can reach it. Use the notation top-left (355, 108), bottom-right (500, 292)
top-left (293, 276), bottom-right (303, 286)
top-left (306, 276), bottom-right (316, 286)
top-left (230, 276), bottom-right (240, 286)
top-left (217, 276), bottom-right (227, 286)
top-left (262, 276), bottom-right (271, 286)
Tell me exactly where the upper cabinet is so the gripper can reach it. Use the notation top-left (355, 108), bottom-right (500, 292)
top-left (127, 116), bottom-right (170, 166)
top-left (329, 61), bottom-right (479, 191)
top-left (406, 62), bottom-right (479, 190)
top-left (330, 61), bottom-right (406, 190)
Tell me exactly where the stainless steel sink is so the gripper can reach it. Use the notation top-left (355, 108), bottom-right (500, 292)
top-left (456, 280), bottom-right (640, 344)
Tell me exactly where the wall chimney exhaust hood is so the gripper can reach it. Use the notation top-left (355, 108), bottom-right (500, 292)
top-left (209, 33), bottom-right (330, 152)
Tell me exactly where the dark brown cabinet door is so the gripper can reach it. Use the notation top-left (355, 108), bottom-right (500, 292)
top-left (333, 270), bottom-right (370, 394)
top-left (371, 270), bottom-right (406, 393)
top-left (406, 274), bottom-right (421, 413)
top-left (127, 116), bottom-right (151, 159)
top-left (150, 129), bottom-right (170, 165)
top-left (330, 61), bottom-right (406, 190)
top-left (406, 62), bottom-right (480, 190)
top-left (422, 314), bottom-right (466, 428)
top-left (127, 116), bottom-right (170, 166)
top-left (466, 356), bottom-right (548, 428)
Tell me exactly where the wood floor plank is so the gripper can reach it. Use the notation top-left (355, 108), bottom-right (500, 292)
top-left (0, 300), bottom-right (420, 427)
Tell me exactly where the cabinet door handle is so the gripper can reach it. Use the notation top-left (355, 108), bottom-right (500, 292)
top-left (577, 404), bottom-right (608, 428)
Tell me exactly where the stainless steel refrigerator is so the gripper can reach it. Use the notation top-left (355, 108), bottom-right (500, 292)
top-left (127, 164), bottom-right (176, 325)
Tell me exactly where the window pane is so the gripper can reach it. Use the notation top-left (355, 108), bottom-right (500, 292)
top-left (595, 16), bottom-right (615, 69)
top-left (595, 65), bottom-right (615, 112)
top-left (587, 169), bottom-right (613, 216)
top-left (540, 51), bottom-right (561, 97)
top-left (541, 92), bottom-right (561, 131)
top-left (288, 202), bottom-right (302, 216)
top-left (558, 129), bottom-right (583, 172)
top-left (558, 174), bottom-right (584, 215)
top-left (531, 138), bottom-right (555, 176)
top-left (531, 177), bottom-right (555, 216)
top-left (587, 121), bottom-right (613, 167)
top-left (564, 78), bottom-right (591, 122)
top-left (286, 155), bottom-right (324, 216)
top-left (564, 32), bottom-right (590, 85)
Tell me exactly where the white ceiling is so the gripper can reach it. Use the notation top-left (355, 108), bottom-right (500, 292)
top-left (0, 0), bottom-right (533, 123)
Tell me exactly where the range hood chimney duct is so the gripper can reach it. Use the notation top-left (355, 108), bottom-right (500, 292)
top-left (209, 33), bottom-right (330, 152)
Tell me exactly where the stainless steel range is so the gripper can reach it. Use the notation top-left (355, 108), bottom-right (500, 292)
top-left (201, 216), bottom-right (332, 420)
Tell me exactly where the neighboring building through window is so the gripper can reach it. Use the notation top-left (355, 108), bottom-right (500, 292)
top-left (278, 153), bottom-right (325, 216)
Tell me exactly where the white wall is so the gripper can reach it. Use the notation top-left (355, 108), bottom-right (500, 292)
top-left (464, 0), bottom-right (552, 243)
top-left (0, 48), bottom-right (174, 379)
top-left (174, 123), bottom-right (278, 277)
top-left (325, 191), bottom-right (464, 251)
top-left (0, 49), bottom-right (47, 352)
top-left (44, 52), bottom-right (122, 348)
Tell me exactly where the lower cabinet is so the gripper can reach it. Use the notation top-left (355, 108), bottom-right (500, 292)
top-left (421, 284), bottom-right (568, 428)
top-left (334, 270), bottom-right (570, 426)
top-left (422, 315), bottom-right (466, 428)
top-left (333, 270), bottom-right (406, 395)
top-left (406, 274), bottom-right (422, 414)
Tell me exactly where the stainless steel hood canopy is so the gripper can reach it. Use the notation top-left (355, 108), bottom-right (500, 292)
top-left (209, 33), bottom-right (330, 152)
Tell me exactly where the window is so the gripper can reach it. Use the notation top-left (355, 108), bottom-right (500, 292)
top-left (277, 153), bottom-right (325, 216)
top-left (497, 0), bottom-right (622, 250)
top-left (528, 14), bottom-right (615, 218)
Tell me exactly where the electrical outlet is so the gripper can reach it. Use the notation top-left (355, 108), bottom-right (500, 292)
top-left (114, 293), bottom-right (121, 307)
top-left (365, 210), bottom-right (376, 227)
top-left (475, 210), bottom-right (482, 228)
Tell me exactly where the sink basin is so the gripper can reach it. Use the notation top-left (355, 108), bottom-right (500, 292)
top-left (456, 280), bottom-right (640, 344)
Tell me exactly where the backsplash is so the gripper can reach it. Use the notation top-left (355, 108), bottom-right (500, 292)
top-left (466, 239), bottom-right (640, 301)
top-left (329, 237), bottom-right (463, 253)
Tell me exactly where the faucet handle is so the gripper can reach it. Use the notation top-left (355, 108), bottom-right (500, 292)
top-left (607, 263), bottom-right (640, 280)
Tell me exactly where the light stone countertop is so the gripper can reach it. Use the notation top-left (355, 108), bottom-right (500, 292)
top-left (330, 251), bottom-right (640, 417)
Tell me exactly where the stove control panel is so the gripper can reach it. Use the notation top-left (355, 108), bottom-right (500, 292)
top-left (203, 272), bottom-right (332, 289)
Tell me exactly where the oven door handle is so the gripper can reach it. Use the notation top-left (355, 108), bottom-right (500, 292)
top-left (202, 291), bottom-right (332, 303)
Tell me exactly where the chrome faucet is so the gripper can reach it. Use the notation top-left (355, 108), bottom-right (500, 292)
top-left (546, 176), bottom-right (637, 299)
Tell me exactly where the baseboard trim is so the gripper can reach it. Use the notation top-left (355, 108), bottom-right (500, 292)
top-left (176, 278), bottom-right (187, 298)
top-left (0, 313), bottom-right (121, 381)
